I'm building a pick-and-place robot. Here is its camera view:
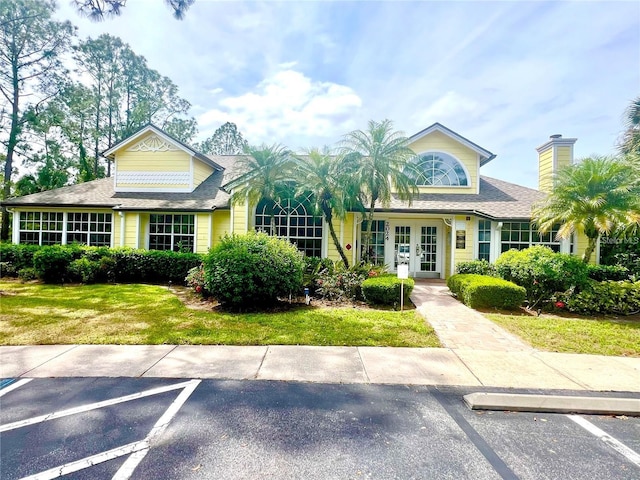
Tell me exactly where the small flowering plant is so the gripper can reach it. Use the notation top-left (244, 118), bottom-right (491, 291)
top-left (185, 264), bottom-right (209, 297)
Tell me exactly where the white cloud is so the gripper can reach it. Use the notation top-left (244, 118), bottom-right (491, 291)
top-left (198, 69), bottom-right (362, 148)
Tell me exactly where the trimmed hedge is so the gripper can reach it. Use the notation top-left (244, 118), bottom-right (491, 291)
top-left (203, 232), bottom-right (304, 308)
top-left (586, 264), bottom-right (630, 282)
top-left (447, 274), bottom-right (526, 309)
top-left (361, 274), bottom-right (415, 305)
top-left (0, 244), bottom-right (202, 284)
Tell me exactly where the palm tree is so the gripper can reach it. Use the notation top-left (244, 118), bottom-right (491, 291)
top-left (339, 119), bottom-right (417, 261)
top-left (230, 144), bottom-right (293, 235)
top-left (294, 147), bottom-right (351, 268)
top-left (533, 155), bottom-right (640, 263)
top-left (620, 96), bottom-right (640, 155)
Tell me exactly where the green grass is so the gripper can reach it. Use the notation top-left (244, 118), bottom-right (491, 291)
top-left (486, 313), bottom-right (640, 357)
top-left (0, 281), bottom-right (440, 347)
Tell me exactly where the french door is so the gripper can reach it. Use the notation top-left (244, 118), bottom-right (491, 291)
top-left (389, 222), bottom-right (442, 278)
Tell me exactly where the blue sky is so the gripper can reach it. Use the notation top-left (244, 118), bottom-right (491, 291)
top-left (55, 0), bottom-right (639, 188)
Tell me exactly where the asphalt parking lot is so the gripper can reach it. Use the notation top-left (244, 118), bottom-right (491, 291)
top-left (1, 378), bottom-right (639, 479)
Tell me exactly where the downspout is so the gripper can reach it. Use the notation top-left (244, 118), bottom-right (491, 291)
top-left (119, 211), bottom-right (125, 247)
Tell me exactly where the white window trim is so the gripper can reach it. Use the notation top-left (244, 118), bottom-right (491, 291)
top-left (412, 150), bottom-right (472, 188)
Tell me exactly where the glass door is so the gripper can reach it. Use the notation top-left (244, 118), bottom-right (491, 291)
top-left (418, 226), bottom-right (438, 273)
top-left (394, 225), bottom-right (411, 269)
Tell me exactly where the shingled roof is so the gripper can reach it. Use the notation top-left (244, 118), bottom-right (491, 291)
top-left (2, 171), bottom-right (230, 212)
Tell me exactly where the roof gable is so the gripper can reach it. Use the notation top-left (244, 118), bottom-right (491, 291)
top-left (408, 123), bottom-right (495, 166)
top-left (103, 124), bottom-right (223, 171)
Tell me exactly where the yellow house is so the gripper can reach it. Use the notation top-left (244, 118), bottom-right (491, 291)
top-left (3, 123), bottom-right (589, 278)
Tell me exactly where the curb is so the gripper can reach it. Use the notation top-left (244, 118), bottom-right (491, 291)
top-left (463, 392), bottom-right (640, 416)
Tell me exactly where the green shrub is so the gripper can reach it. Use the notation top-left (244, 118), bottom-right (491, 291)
top-left (586, 264), bottom-right (630, 282)
top-left (495, 246), bottom-right (589, 308)
top-left (185, 265), bottom-right (208, 296)
top-left (0, 243), bottom-right (40, 276)
top-left (303, 256), bottom-right (335, 293)
top-left (32, 245), bottom-right (82, 283)
top-left (314, 261), bottom-right (384, 301)
top-left (203, 232), bottom-right (304, 308)
top-left (111, 248), bottom-right (202, 283)
top-left (362, 274), bottom-right (415, 305)
top-left (563, 280), bottom-right (640, 315)
top-left (68, 258), bottom-right (103, 284)
top-left (17, 267), bottom-right (38, 281)
top-left (455, 259), bottom-right (497, 276)
top-left (447, 274), bottom-right (525, 309)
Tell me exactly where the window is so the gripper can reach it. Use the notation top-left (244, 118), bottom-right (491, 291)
top-left (149, 214), bottom-right (195, 252)
top-left (67, 213), bottom-right (112, 246)
top-left (255, 196), bottom-right (323, 257)
top-left (18, 212), bottom-right (63, 245)
top-left (478, 220), bottom-right (491, 261)
top-left (361, 220), bottom-right (385, 265)
top-left (406, 152), bottom-right (468, 186)
top-left (500, 222), bottom-right (560, 253)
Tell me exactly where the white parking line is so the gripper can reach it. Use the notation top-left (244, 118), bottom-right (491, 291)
top-left (568, 414), bottom-right (640, 468)
top-left (0, 378), bottom-right (32, 397)
top-left (11, 379), bottom-right (201, 480)
top-left (0, 379), bottom-right (196, 433)
top-left (18, 440), bottom-right (149, 480)
top-left (113, 379), bottom-right (201, 479)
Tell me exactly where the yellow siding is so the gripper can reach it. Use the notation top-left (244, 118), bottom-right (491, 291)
top-left (115, 150), bottom-right (191, 172)
top-left (452, 215), bottom-right (474, 265)
top-left (123, 213), bottom-right (139, 248)
top-left (195, 213), bottom-right (211, 254)
top-left (538, 147), bottom-right (554, 193)
top-left (212, 210), bottom-right (231, 247)
top-left (408, 130), bottom-right (478, 194)
top-left (113, 212), bottom-right (121, 247)
top-left (193, 160), bottom-right (214, 188)
top-left (444, 225), bottom-right (452, 278)
top-left (556, 146), bottom-right (572, 170)
top-left (232, 203), bottom-right (248, 234)
top-left (574, 231), bottom-right (597, 264)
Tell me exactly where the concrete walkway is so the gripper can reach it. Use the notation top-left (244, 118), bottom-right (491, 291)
top-left (410, 280), bottom-right (533, 351)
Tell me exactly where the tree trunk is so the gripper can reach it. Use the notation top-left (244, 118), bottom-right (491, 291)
top-left (1, 60), bottom-right (21, 241)
top-left (582, 235), bottom-right (599, 263)
top-left (362, 198), bottom-right (377, 263)
top-left (323, 206), bottom-right (349, 268)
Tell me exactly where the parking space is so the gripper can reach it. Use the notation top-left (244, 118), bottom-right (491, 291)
top-left (1, 379), bottom-right (638, 479)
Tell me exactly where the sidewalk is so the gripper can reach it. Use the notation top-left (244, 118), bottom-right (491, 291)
top-left (1, 344), bottom-right (639, 392)
top-left (1, 280), bottom-right (638, 393)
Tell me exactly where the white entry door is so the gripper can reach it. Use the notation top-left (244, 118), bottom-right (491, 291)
top-left (389, 222), bottom-right (442, 278)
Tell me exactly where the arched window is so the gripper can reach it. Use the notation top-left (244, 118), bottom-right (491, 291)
top-left (255, 194), bottom-right (323, 257)
top-left (407, 152), bottom-right (469, 186)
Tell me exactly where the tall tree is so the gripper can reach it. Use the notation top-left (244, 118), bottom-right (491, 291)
top-left (73, 0), bottom-right (195, 21)
top-left (620, 96), bottom-right (640, 156)
top-left (164, 117), bottom-right (198, 144)
top-left (533, 155), bottom-right (640, 263)
top-left (0, 0), bottom-right (75, 240)
top-left (294, 148), bottom-right (351, 268)
top-left (197, 122), bottom-right (248, 155)
top-left (338, 119), bottom-right (417, 261)
top-left (230, 144), bottom-right (293, 235)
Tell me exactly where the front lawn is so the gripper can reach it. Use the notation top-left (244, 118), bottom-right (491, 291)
top-left (0, 281), bottom-right (439, 347)
top-left (486, 313), bottom-right (640, 357)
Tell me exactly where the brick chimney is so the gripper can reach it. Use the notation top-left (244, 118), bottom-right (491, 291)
top-left (536, 134), bottom-right (577, 193)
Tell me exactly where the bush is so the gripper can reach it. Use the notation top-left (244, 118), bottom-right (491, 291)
top-left (361, 274), bottom-right (415, 305)
top-left (0, 243), bottom-right (40, 276)
top-left (455, 259), bottom-right (497, 276)
top-left (314, 261), bottom-right (384, 302)
top-left (562, 280), bottom-right (640, 315)
top-left (111, 248), bottom-right (202, 283)
top-left (32, 245), bottom-right (82, 283)
top-left (303, 256), bottom-right (335, 293)
top-left (185, 265), bottom-right (208, 296)
top-left (203, 232), bottom-right (304, 308)
top-left (447, 274), bottom-right (526, 309)
top-left (68, 258), bottom-right (103, 284)
top-left (586, 264), bottom-right (630, 282)
top-left (17, 267), bottom-right (38, 281)
top-left (495, 246), bottom-right (589, 308)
